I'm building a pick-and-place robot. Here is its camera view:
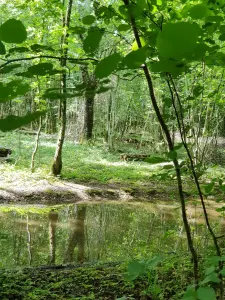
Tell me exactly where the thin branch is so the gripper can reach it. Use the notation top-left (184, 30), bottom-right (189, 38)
top-left (0, 55), bottom-right (99, 69)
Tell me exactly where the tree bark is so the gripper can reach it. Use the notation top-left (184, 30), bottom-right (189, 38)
top-left (51, 0), bottom-right (73, 175)
top-left (123, 0), bottom-right (199, 285)
top-left (30, 116), bottom-right (42, 172)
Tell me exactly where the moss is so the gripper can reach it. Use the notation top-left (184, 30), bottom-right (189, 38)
top-left (0, 263), bottom-right (150, 300)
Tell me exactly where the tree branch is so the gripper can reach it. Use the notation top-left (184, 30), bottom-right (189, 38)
top-left (0, 55), bottom-right (99, 69)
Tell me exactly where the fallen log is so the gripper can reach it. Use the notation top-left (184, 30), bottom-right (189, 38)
top-left (120, 154), bottom-right (149, 161)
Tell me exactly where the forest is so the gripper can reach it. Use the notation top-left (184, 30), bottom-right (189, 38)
top-left (1, 0), bottom-right (225, 299)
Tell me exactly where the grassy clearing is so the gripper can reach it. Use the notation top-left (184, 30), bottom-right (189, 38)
top-left (1, 131), bottom-right (224, 200)
top-left (0, 132), bottom-right (173, 186)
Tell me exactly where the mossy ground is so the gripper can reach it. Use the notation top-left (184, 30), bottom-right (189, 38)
top-left (0, 258), bottom-right (193, 300)
top-left (0, 263), bottom-right (149, 300)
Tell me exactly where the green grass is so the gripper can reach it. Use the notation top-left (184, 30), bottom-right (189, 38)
top-left (1, 131), bottom-right (223, 200)
top-left (0, 131), bottom-right (169, 186)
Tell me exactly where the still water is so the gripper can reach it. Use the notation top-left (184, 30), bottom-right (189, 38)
top-left (0, 201), bottom-right (224, 268)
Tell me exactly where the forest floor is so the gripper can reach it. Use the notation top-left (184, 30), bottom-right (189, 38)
top-left (0, 162), bottom-right (192, 205)
top-left (0, 260), bottom-right (189, 300)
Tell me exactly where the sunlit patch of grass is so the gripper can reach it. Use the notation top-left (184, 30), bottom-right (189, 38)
top-left (0, 131), bottom-right (171, 186)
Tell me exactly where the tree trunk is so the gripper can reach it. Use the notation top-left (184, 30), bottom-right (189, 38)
top-left (30, 116), bottom-right (42, 172)
top-left (84, 96), bottom-right (94, 140)
top-left (51, 0), bottom-right (73, 175)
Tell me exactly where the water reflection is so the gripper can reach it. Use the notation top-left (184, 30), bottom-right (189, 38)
top-left (0, 202), bottom-right (223, 268)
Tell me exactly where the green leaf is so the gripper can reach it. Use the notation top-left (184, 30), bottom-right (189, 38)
top-left (147, 255), bottom-right (163, 268)
top-left (70, 26), bottom-right (86, 34)
top-left (182, 286), bottom-right (197, 300)
top-left (200, 272), bottom-right (220, 285)
top-left (207, 256), bottom-right (225, 265)
top-left (206, 16), bottom-right (224, 23)
top-left (203, 182), bottom-right (215, 194)
top-left (95, 53), bottom-right (121, 79)
top-left (28, 63), bottom-right (53, 76)
top-left (0, 63), bottom-right (21, 74)
top-left (132, 37), bottom-right (146, 51)
top-left (137, 0), bottom-right (148, 9)
top-left (197, 287), bottom-right (216, 300)
top-left (157, 22), bottom-right (201, 60)
top-left (30, 44), bottom-right (54, 52)
top-left (123, 46), bottom-right (147, 69)
top-left (0, 41), bottom-right (6, 55)
top-left (151, 59), bottom-right (185, 76)
top-left (0, 80), bottom-right (30, 102)
top-left (126, 260), bottom-right (145, 281)
top-left (82, 15), bottom-right (96, 25)
top-left (219, 34), bottom-right (225, 41)
top-left (193, 85), bottom-right (203, 97)
top-left (163, 164), bottom-right (174, 170)
top-left (167, 150), bottom-right (177, 160)
top-left (0, 111), bottom-right (45, 132)
top-left (188, 4), bottom-right (209, 19)
top-left (205, 266), bottom-right (215, 275)
top-left (118, 24), bottom-right (130, 32)
top-left (83, 27), bottom-right (104, 53)
top-left (8, 47), bottom-right (29, 54)
top-left (0, 19), bottom-right (27, 44)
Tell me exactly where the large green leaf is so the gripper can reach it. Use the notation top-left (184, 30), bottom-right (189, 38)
top-left (151, 58), bottom-right (185, 76)
top-left (117, 24), bottom-right (130, 32)
top-left (0, 111), bottom-right (45, 132)
top-left (126, 260), bottom-right (146, 281)
top-left (28, 63), bottom-right (53, 76)
top-left (0, 19), bottom-right (27, 44)
top-left (188, 4), bottom-right (209, 19)
top-left (0, 41), bottom-right (6, 55)
top-left (82, 15), bottom-right (96, 25)
top-left (95, 53), bottom-right (121, 79)
top-left (83, 27), bottom-right (104, 53)
top-left (123, 46), bottom-right (147, 68)
top-left (8, 47), bottom-right (29, 54)
top-left (197, 287), bottom-right (216, 300)
top-left (157, 22), bottom-right (201, 60)
top-left (0, 63), bottom-right (21, 74)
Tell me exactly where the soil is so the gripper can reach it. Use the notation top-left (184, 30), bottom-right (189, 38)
top-left (0, 167), bottom-right (182, 205)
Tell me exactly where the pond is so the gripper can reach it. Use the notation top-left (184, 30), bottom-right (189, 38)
top-left (0, 201), bottom-right (224, 268)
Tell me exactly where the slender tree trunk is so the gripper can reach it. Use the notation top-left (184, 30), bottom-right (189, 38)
top-left (30, 116), bottom-right (42, 172)
top-left (84, 96), bottom-right (95, 140)
top-left (123, 0), bottom-right (199, 285)
top-left (51, 0), bottom-right (73, 175)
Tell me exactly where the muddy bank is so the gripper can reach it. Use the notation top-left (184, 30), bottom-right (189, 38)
top-left (0, 168), bottom-right (182, 204)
